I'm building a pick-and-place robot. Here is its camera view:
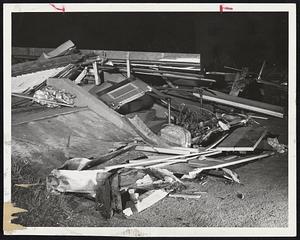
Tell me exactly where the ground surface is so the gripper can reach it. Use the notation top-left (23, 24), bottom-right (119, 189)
top-left (10, 113), bottom-right (288, 227)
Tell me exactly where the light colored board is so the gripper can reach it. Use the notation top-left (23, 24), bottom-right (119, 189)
top-left (12, 47), bottom-right (200, 64)
top-left (193, 89), bottom-right (284, 118)
top-left (135, 145), bottom-right (193, 155)
top-left (12, 67), bottom-right (65, 93)
top-left (182, 152), bottom-right (274, 179)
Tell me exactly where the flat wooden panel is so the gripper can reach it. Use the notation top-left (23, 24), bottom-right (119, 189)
top-left (12, 108), bottom-right (135, 172)
top-left (47, 78), bottom-right (137, 136)
top-left (12, 106), bottom-right (88, 125)
top-left (215, 126), bottom-right (267, 151)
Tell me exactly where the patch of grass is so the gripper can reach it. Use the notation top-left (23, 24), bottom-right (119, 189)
top-left (11, 157), bottom-right (108, 227)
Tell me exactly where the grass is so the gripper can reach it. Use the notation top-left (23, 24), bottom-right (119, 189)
top-left (11, 157), bottom-right (112, 227)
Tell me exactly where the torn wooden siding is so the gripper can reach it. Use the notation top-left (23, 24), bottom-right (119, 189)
top-left (12, 107), bottom-right (135, 176)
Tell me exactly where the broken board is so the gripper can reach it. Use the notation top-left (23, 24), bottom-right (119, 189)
top-left (213, 126), bottom-right (267, 151)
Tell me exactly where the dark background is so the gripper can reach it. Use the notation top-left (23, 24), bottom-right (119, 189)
top-left (12, 12), bottom-right (288, 71)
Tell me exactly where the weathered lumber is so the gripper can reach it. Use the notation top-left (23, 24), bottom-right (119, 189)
top-left (193, 89), bottom-right (284, 118)
top-left (183, 152), bottom-right (274, 179)
top-left (95, 171), bottom-right (114, 219)
top-left (12, 47), bottom-right (200, 63)
top-left (47, 78), bottom-right (137, 136)
top-left (39, 40), bottom-right (75, 60)
top-left (103, 150), bottom-right (221, 171)
top-left (135, 145), bottom-right (196, 155)
top-left (123, 189), bottom-right (169, 217)
top-left (12, 53), bottom-right (84, 77)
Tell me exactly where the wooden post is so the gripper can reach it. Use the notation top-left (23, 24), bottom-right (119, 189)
top-left (95, 171), bottom-right (113, 219)
top-left (93, 61), bottom-right (100, 85)
top-left (126, 52), bottom-right (131, 78)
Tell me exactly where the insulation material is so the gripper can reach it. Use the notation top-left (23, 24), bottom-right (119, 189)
top-left (33, 85), bottom-right (76, 107)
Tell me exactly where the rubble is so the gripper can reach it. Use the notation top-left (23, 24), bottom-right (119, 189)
top-left (11, 40), bottom-right (288, 219)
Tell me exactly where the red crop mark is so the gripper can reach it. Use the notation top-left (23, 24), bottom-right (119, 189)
top-left (219, 4), bottom-right (233, 12)
top-left (49, 3), bottom-right (65, 13)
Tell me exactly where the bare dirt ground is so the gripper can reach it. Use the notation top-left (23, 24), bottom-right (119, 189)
top-left (11, 116), bottom-right (288, 227)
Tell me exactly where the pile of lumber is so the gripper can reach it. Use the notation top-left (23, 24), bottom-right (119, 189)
top-left (11, 40), bottom-right (288, 219)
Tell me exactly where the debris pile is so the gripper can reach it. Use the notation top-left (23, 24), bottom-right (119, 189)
top-left (12, 40), bottom-right (288, 219)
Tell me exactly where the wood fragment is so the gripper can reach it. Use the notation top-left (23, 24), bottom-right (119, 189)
top-left (135, 145), bottom-right (194, 155)
top-left (182, 152), bottom-right (274, 179)
top-left (123, 189), bottom-right (169, 216)
top-left (95, 171), bottom-right (114, 219)
top-left (193, 89), bottom-right (284, 118)
top-left (168, 193), bottom-right (202, 199)
top-left (103, 150), bottom-right (221, 171)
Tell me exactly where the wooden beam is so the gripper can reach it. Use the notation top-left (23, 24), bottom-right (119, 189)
top-left (12, 47), bottom-right (200, 64)
top-left (182, 152), bottom-right (274, 179)
top-left (12, 53), bottom-right (84, 77)
top-left (135, 145), bottom-right (197, 155)
top-left (103, 150), bottom-right (221, 171)
top-left (193, 89), bottom-right (284, 118)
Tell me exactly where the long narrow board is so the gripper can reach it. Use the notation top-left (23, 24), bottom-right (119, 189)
top-left (193, 89), bottom-right (284, 118)
top-left (182, 152), bottom-right (274, 179)
top-left (213, 126), bottom-right (268, 151)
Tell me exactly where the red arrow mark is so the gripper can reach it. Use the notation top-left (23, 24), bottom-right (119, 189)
top-left (219, 4), bottom-right (233, 12)
top-left (49, 3), bottom-right (65, 13)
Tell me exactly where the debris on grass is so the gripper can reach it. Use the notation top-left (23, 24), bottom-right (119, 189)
top-left (11, 42), bottom-right (287, 221)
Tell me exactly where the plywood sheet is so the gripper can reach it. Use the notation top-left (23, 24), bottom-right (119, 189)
top-left (214, 127), bottom-right (267, 151)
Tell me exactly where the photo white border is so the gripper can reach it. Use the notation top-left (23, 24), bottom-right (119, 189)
top-left (3, 3), bottom-right (297, 237)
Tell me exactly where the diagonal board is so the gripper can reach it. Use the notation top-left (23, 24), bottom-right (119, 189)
top-left (182, 152), bottom-right (274, 179)
top-left (213, 126), bottom-right (267, 151)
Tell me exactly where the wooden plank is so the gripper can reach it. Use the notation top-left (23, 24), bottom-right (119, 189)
top-left (12, 47), bottom-right (200, 64)
top-left (12, 106), bottom-right (88, 126)
top-left (214, 127), bottom-right (267, 151)
top-left (123, 189), bottom-right (169, 216)
top-left (182, 152), bottom-right (274, 179)
top-left (39, 40), bottom-right (75, 60)
top-left (135, 145), bottom-right (194, 155)
top-left (47, 78), bottom-right (137, 136)
top-left (12, 67), bottom-right (66, 93)
top-left (103, 150), bottom-right (220, 171)
top-left (12, 53), bottom-right (84, 77)
top-left (193, 89), bottom-right (284, 118)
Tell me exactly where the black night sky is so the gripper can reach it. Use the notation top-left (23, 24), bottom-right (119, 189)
top-left (12, 12), bottom-right (288, 71)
